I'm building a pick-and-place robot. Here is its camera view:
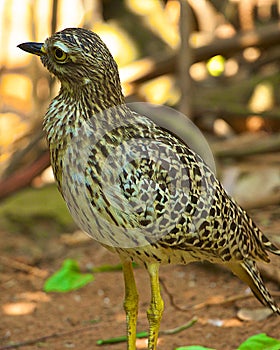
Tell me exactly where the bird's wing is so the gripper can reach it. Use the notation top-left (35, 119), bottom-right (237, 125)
top-left (97, 122), bottom-right (273, 262)
top-left (61, 112), bottom-right (278, 256)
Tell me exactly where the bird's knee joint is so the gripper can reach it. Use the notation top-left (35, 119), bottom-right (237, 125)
top-left (123, 294), bottom-right (139, 313)
top-left (147, 299), bottom-right (164, 323)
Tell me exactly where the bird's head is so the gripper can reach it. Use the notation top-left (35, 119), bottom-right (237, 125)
top-left (18, 28), bottom-right (123, 101)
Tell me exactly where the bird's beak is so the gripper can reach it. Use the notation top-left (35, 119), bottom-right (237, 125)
top-left (17, 42), bottom-right (46, 56)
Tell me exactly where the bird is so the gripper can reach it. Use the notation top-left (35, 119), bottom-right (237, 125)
top-left (18, 28), bottom-right (280, 350)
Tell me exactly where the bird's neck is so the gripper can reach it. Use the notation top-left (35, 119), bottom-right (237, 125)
top-left (43, 80), bottom-right (128, 147)
top-left (61, 76), bottom-right (125, 110)
top-left (43, 79), bottom-right (130, 189)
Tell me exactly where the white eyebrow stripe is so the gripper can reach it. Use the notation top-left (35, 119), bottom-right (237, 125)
top-left (53, 42), bottom-right (70, 53)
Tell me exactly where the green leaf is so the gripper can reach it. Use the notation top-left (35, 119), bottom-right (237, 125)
top-left (92, 262), bottom-right (138, 273)
top-left (97, 331), bottom-right (148, 345)
top-left (44, 259), bottom-right (94, 292)
top-left (175, 347), bottom-right (215, 350)
top-left (92, 263), bottom-right (123, 273)
top-left (238, 333), bottom-right (280, 350)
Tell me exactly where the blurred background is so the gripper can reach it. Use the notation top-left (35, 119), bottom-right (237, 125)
top-left (1, 1), bottom-right (280, 349)
top-left (1, 0), bottom-right (280, 207)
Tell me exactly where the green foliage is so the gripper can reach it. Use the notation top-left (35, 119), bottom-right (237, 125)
top-left (44, 259), bottom-right (94, 292)
top-left (238, 333), bottom-right (280, 350)
top-left (92, 261), bottom-right (137, 273)
top-left (92, 262), bottom-right (124, 273)
top-left (174, 334), bottom-right (280, 350)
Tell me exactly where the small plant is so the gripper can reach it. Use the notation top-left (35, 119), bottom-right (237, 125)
top-left (44, 259), bottom-right (94, 292)
top-left (175, 334), bottom-right (280, 350)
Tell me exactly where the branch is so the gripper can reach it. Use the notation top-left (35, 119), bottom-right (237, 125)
top-left (0, 152), bottom-right (50, 201)
top-left (0, 256), bottom-right (48, 279)
top-left (160, 276), bottom-right (280, 313)
top-left (0, 324), bottom-right (99, 350)
top-left (120, 22), bottom-right (280, 86)
top-left (96, 317), bottom-right (197, 345)
top-left (178, 0), bottom-right (193, 117)
top-left (211, 133), bottom-right (280, 158)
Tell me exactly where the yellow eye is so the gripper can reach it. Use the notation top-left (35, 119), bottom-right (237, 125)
top-left (54, 47), bottom-right (68, 62)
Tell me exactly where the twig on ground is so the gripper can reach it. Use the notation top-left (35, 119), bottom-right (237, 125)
top-left (160, 277), bottom-right (280, 312)
top-left (96, 317), bottom-right (197, 345)
top-left (0, 256), bottom-right (48, 279)
top-left (0, 324), bottom-right (99, 350)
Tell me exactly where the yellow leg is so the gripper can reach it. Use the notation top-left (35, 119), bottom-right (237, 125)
top-left (146, 263), bottom-right (164, 350)
top-left (122, 260), bottom-right (139, 350)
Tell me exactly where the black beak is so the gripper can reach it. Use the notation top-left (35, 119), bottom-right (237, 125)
top-left (17, 42), bottom-right (45, 56)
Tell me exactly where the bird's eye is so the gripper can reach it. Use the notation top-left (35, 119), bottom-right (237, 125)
top-left (54, 48), bottom-right (68, 62)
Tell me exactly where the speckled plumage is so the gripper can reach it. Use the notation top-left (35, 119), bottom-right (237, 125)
top-left (19, 28), bottom-right (280, 350)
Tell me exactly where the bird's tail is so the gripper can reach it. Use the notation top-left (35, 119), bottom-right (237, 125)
top-left (262, 236), bottom-right (280, 256)
top-left (229, 260), bottom-right (280, 315)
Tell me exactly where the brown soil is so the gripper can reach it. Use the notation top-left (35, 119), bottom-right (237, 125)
top-left (0, 203), bottom-right (280, 350)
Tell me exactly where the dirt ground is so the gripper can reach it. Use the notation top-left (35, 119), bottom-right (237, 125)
top-left (0, 190), bottom-right (280, 350)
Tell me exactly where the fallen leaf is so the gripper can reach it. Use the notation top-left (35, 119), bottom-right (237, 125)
top-left (237, 307), bottom-right (274, 321)
top-left (44, 259), bottom-right (94, 292)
